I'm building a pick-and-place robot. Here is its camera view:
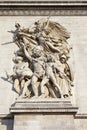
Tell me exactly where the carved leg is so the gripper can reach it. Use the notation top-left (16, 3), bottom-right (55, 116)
top-left (31, 75), bottom-right (38, 97)
top-left (20, 79), bottom-right (31, 98)
top-left (40, 76), bottom-right (49, 97)
top-left (49, 72), bottom-right (62, 97)
top-left (14, 79), bottom-right (20, 94)
top-left (46, 66), bottom-right (62, 98)
top-left (21, 79), bottom-right (25, 89)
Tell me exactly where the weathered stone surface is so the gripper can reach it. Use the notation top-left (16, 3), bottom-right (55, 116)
top-left (75, 118), bottom-right (87, 130)
top-left (0, 116), bottom-right (13, 130)
top-left (10, 99), bottom-right (77, 130)
top-left (0, 8), bottom-right (87, 130)
top-left (0, 16), bottom-right (87, 114)
top-left (10, 99), bottom-right (78, 113)
top-left (14, 114), bottom-right (75, 130)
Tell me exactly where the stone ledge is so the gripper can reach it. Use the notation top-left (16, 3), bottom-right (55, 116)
top-left (0, 6), bottom-right (87, 16)
top-left (0, 0), bottom-right (87, 16)
top-left (75, 114), bottom-right (87, 119)
top-left (1, 113), bottom-right (87, 119)
top-left (0, 114), bottom-right (13, 119)
top-left (10, 99), bottom-right (78, 114)
top-left (0, 0), bottom-right (87, 6)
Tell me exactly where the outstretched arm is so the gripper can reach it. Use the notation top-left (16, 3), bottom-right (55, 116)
top-left (47, 41), bottom-right (60, 53)
top-left (22, 43), bottom-right (32, 62)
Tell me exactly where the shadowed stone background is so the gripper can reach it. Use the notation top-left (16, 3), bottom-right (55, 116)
top-left (0, 1), bottom-right (87, 130)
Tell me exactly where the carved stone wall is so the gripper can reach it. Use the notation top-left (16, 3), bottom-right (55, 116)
top-left (0, 1), bottom-right (87, 130)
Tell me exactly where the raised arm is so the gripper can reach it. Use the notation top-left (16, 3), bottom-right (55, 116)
top-left (23, 45), bottom-right (32, 62)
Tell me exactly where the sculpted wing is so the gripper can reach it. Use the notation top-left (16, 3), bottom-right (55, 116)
top-left (46, 21), bottom-right (70, 40)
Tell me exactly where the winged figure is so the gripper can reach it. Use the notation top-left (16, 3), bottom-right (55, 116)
top-left (6, 18), bottom-right (74, 99)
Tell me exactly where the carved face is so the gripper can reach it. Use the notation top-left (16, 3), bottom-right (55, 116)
top-left (60, 57), bottom-right (66, 64)
top-left (47, 55), bottom-right (54, 62)
top-left (32, 46), bottom-right (43, 58)
top-left (34, 21), bottom-right (41, 32)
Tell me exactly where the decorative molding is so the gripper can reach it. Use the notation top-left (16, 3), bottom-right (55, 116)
top-left (0, 0), bottom-right (87, 6)
top-left (75, 114), bottom-right (87, 119)
top-left (0, 8), bottom-right (87, 16)
top-left (0, 1), bottom-right (87, 16)
top-left (1, 113), bottom-right (87, 120)
top-left (10, 99), bottom-right (78, 114)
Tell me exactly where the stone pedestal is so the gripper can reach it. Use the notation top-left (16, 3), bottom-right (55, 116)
top-left (10, 99), bottom-right (78, 130)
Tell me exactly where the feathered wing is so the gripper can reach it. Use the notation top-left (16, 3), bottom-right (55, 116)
top-left (41, 20), bottom-right (71, 55)
top-left (46, 21), bottom-right (70, 41)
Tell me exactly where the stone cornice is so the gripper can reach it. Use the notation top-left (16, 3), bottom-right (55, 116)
top-left (10, 99), bottom-right (78, 114)
top-left (0, 8), bottom-right (87, 16)
top-left (0, 0), bottom-right (87, 6)
top-left (0, 0), bottom-right (87, 16)
top-left (0, 113), bottom-right (87, 119)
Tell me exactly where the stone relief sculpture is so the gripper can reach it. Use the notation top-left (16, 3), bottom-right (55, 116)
top-left (6, 18), bottom-right (74, 99)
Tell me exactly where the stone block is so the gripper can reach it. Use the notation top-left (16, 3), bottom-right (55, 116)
top-left (10, 99), bottom-right (78, 130)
